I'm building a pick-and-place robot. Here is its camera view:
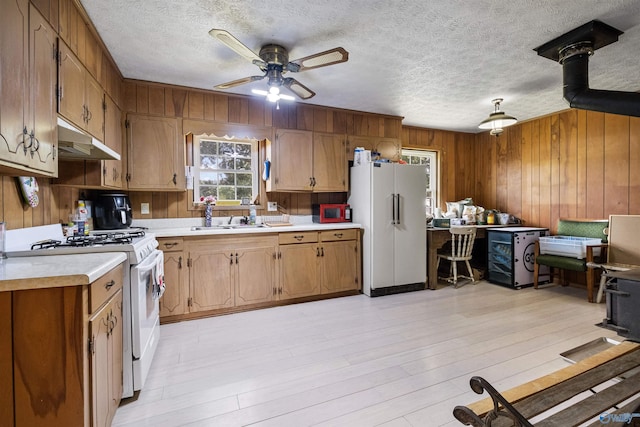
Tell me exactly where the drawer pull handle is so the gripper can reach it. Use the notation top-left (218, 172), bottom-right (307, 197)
top-left (294, 235), bottom-right (304, 241)
top-left (104, 280), bottom-right (115, 290)
top-left (164, 242), bottom-right (177, 249)
top-left (334, 233), bottom-right (343, 238)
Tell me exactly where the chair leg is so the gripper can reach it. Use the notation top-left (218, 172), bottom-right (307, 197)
top-left (452, 261), bottom-right (458, 287)
top-left (465, 260), bottom-right (475, 284)
top-left (560, 269), bottom-right (568, 286)
top-left (596, 272), bottom-right (607, 303)
top-left (534, 262), bottom-right (540, 289)
top-left (586, 266), bottom-right (595, 303)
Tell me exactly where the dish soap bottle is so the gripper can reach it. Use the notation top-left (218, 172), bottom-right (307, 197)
top-left (249, 204), bottom-right (257, 225)
top-left (75, 200), bottom-right (89, 235)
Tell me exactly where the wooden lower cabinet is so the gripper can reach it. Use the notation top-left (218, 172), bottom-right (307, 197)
top-left (0, 293), bottom-right (13, 426)
top-left (4, 263), bottom-right (124, 427)
top-left (158, 229), bottom-right (360, 322)
top-left (319, 229), bottom-right (360, 293)
top-left (157, 238), bottom-right (188, 317)
top-left (278, 232), bottom-right (321, 299)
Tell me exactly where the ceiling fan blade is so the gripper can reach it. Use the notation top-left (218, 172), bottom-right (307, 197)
top-left (283, 78), bottom-right (315, 99)
top-left (208, 29), bottom-right (266, 67)
top-left (279, 94), bottom-right (295, 101)
top-left (251, 89), bottom-right (269, 96)
top-left (215, 75), bottom-right (265, 90)
top-left (287, 47), bottom-right (349, 72)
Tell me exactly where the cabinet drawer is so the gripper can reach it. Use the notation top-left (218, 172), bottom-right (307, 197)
top-left (279, 232), bottom-right (318, 244)
top-left (90, 264), bottom-right (124, 313)
top-left (158, 238), bottom-right (184, 252)
top-left (320, 229), bottom-right (358, 242)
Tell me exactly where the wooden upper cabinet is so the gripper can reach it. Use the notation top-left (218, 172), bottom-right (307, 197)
top-left (266, 129), bottom-right (347, 192)
top-left (30, 0), bottom-right (59, 30)
top-left (102, 95), bottom-right (123, 188)
top-left (312, 132), bottom-right (347, 192)
top-left (126, 114), bottom-right (185, 191)
top-left (267, 129), bottom-right (313, 191)
top-left (0, 0), bottom-right (57, 177)
top-left (58, 42), bottom-right (105, 140)
top-left (58, 0), bottom-right (78, 54)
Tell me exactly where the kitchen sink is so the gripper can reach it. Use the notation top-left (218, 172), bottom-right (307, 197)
top-left (190, 224), bottom-right (268, 231)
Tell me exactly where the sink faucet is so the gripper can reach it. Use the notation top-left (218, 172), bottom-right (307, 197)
top-left (228, 215), bottom-right (234, 225)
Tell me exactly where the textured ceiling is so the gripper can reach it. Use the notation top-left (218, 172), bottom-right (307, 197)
top-left (80, 0), bottom-right (640, 133)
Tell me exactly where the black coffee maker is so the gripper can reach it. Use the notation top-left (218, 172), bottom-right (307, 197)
top-left (93, 193), bottom-right (133, 229)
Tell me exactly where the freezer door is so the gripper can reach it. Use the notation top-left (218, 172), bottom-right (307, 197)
top-left (393, 165), bottom-right (427, 286)
top-left (370, 163), bottom-right (396, 290)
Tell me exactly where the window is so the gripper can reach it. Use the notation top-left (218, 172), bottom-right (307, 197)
top-left (193, 135), bottom-right (259, 204)
top-left (401, 149), bottom-right (437, 217)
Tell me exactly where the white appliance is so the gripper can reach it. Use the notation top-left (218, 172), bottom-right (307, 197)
top-left (348, 163), bottom-right (427, 296)
top-left (6, 224), bottom-right (162, 398)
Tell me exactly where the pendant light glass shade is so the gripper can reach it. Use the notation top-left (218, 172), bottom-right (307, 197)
top-left (478, 98), bottom-right (517, 135)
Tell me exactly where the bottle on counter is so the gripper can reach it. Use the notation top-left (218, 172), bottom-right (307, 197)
top-left (74, 200), bottom-right (89, 235)
top-left (249, 204), bottom-right (257, 225)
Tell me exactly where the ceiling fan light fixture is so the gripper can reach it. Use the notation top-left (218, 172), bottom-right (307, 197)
top-left (478, 98), bottom-right (517, 135)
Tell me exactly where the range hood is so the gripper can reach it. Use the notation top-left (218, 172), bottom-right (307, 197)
top-left (57, 117), bottom-right (121, 161)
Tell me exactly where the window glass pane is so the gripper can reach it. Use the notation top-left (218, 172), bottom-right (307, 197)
top-left (236, 144), bottom-right (251, 157)
top-left (218, 158), bottom-right (234, 170)
top-left (219, 142), bottom-right (234, 156)
top-left (200, 140), bottom-right (217, 155)
top-left (200, 155), bottom-right (216, 169)
top-left (200, 171), bottom-right (217, 185)
top-left (200, 186), bottom-right (217, 198)
top-left (236, 173), bottom-right (252, 186)
top-left (235, 158), bottom-right (251, 170)
top-left (401, 149), bottom-right (437, 217)
top-left (237, 187), bottom-right (252, 199)
top-left (218, 173), bottom-right (234, 185)
top-left (218, 187), bottom-right (236, 200)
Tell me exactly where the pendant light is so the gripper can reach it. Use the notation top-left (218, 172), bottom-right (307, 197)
top-left (478, 98), bottom-right (517, 136)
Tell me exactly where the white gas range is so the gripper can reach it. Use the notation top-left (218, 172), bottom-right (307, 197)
top-left (6, 224), bottom-right (163, 398)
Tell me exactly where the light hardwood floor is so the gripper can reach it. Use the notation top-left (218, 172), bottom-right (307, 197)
top-left (113, 281), bottom-right (619, 426)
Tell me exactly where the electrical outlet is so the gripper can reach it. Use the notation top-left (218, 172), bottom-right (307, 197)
top-left (141, 203), bottom-right (150, 215)
top-left (267, 202), bottom-right (278, 212)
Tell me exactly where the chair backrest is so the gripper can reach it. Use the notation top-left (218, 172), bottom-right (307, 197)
top-left (557, 218), bottom-right (609, 242)
top-left (607, 215), bottom-right (640, 266)
top-left (449, 226), bottom-right (477, 258)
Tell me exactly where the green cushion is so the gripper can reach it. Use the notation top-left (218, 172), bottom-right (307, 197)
top-left (536, 254), bottom-right (586, 271)
top-left (557, 220), bottom-right (608, 242)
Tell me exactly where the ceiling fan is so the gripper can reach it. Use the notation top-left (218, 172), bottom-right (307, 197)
top-left (209, 29), bottom-right (349, 103)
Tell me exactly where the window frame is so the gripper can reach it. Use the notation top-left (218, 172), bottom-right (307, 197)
top-left (401, 148), bottom-right (438, 217)
top-left (191, 134), bottom-right (260, 207)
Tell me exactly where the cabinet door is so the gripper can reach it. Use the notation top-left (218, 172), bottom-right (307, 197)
top-left (127, 114), bottom-right (185, 190)
top-left (279, 243), bottom-right (320, 299)
top-left (58, 42), bottom-right (86, 129)
top-left (346, 135), bottom-right (376, 161)
top-left (85, 72), bottom-right (104, 140)
top-left (235, 246), bottom-right (276, 306)
top-left (102, 95), bottom-right (122, 188)
top-left (89, 289), bottom-right (122, 427)
top-left (189, 250), bottom-right (234, 311)
top-left (0, 293), bottom-right (13, 426)
top-left (28, 5), bottom-right (58, 175)
top-left (160, 251), bottom-right (188, 317)
top-left (312, 132), bottom-right (347, 192)
top-left (0, 0), bottom-right (29, 169)
top-left (272, 129), bottom-right (313, 191)
top-left (321, 240), bottom-right (359, 293)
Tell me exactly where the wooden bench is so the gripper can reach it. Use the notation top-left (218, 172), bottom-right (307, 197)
top-left (533, 218), bottom-right (609, 302)
top-left (453, 341), bottom-right (640, 426)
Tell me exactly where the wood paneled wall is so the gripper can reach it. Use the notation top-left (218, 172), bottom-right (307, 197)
top-left (401, 126), bottom-right (477, 208)
top-left (473, 110), bottom-right (640, 233)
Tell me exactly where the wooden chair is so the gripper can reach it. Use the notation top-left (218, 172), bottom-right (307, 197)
top-left (589, 215), bottom-right (640, 303)
top-left (437, 226), bottom-right (477, 288)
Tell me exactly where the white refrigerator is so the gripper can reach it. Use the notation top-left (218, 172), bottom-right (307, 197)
top-left (348, 163), bottom-right (427, 296)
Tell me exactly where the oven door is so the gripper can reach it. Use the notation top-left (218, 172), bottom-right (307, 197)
top-left (130, 248), bottom-right (164, 390)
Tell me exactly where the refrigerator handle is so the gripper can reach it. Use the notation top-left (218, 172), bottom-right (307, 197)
top-left (391, 194), bottom-right (396, 224)
top-left (396, 193), bottom-right (401, 225)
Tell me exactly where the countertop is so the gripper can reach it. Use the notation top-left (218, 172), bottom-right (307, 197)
top-left (148, 222), bottom-right (363, 238)
top-left (0, 252), bottom-right (127, 292)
